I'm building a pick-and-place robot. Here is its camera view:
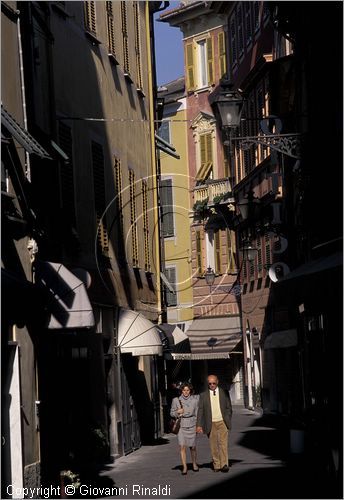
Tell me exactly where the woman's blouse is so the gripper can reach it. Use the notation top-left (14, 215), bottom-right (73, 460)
top-left (170, 394), bottom-right (199, 428)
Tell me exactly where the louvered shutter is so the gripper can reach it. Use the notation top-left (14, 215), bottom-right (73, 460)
top-left (165, 267), bottom-right (177, 307)
top-left (84, 1), bottom-right (96, 35)
top-left (218, 32), bottom-right (227, 79)
top-left (160, 179), bottom-right (174, 237)
top-left (92, 141), bottom-right (108, 253)
top-left (206, 37), bottom-right (214, 85)
top-left (129, 170), bottom-right (139, 267)
top-left (185, 42), bottom-right (195, 91)
top-left (214, 230), bottom-right (222, 274)
top-left (196, 230), bottom-right (203, 275)
top-left (200, 134), bottom-right (207, 168)
top-left (106, 2), bottom-right (116, 56)
top-left (206, 133), bottom-right (213, 166)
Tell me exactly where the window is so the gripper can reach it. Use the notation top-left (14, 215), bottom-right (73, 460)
top-left (92, 141), bottom-right (108, 253)
top-left (196, 229), bottom-right (204, 275)
top-left (165, 267), bottom-right (177, 307)
top-left (133, 2), bottom-right (143, 91)
top-left (58, 122), bottom-right (76, 227)
top-left (218, 32), bottom-right (227, 79)
top-left (185, 37), bottom-right (214, 91)
top-left (253, 1), bottom-right (260, 33)
top-left (160, 178), bottom-right (174, 237)
top-left (198, 40), bottom-right (207, 88)
top-left (106, 2), bottom-right (116, 58)
top-left (84, 1), bottom-right (96, 35)
top-left (237, 4), bottom-right (244, 57)
top-left (158, 120), bottom-right (170, 144)
top-left (197, 132), bottom-right (213, 181)
top-left (129, 169), bottom-right (138, 267)
top-left (142, 180), bottom-right (150, 271)
top-left (230, 17), bottom-right (237, 67)
top-left (121, 1), bottom-right (130, 76)
top-left (245, 2), bottom-right (253, 45)
top-left (197, 38), bottom-right (214, 88)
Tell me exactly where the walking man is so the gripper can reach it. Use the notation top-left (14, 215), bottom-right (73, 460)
top-left (196, 374), bottom-right (232, 472)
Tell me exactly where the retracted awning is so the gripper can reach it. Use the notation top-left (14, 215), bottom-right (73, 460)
top-left (264, 329), bottom-right (298, 349)
top-left (155, 133), bottom-right (180, 159)
top-left (116, 309), bottom-right (163, 356)
top-left (157, 323), bottom-right (191, 357)
top-left (1, 105), bottom-right (52, 159)
top-left (172, 316), bottom-right (242, 360)
top-left (34, 260), bottom-right (95, 329)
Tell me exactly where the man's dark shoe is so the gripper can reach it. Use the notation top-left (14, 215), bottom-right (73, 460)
top-left (221, 465), bottom-right (229, 472)
top-left (213, 468), bottom-right (221, 472)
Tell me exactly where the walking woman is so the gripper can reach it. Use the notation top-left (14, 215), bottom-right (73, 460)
top-left (170, 382), bottom-right (199, 475)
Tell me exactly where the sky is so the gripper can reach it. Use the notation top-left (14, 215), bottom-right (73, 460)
top-left (154, 3), bottom-right (185, 86)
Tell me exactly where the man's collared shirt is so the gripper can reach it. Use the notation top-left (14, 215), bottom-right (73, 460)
top-left (209, 388), bottom-right (222, 422)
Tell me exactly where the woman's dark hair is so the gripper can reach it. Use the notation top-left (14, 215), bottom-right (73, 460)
top-left (179, 382), bottom-right (194, 395)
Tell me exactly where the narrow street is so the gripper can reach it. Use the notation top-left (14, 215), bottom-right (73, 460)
top-left (80, 406), bottom-right (336, 499)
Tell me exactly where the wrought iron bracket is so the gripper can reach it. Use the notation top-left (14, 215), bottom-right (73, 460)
top-left (233, 133), bottom-right (301, 159)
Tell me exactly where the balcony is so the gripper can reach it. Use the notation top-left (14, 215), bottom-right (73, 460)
top-left (193, 178), bottom-right (235, 227)
top-left (193, 178), bottom-right (233, 205)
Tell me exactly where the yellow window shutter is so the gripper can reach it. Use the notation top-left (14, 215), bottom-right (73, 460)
top-left (215, 230), bottom-right (222, 274)
top-left (185, 42), bottom-right (195, 91)
top-left (200, 134), bottom-right (207, 166)
top-left (206, 37), bottom-right (214, 85)
top-left (218, 32), bottom-right (227, 78)
top-left (205, 133), bottom-right (213, 165)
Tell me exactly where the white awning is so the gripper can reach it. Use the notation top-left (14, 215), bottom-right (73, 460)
top-left (34, 261), bottom-right (95, 329)
top-left (116, 309), bottom-right (163, 356)
top-left (179, 316), bottom-right (242, 360)
top-left (264, 329), bottom-right (298, 349)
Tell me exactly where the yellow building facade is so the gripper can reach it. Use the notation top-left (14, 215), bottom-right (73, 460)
top-left (158, 78), bottom-right (194, 329)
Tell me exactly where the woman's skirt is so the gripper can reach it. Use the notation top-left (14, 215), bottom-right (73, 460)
top-left (178, 425), bottom-right (196, 447)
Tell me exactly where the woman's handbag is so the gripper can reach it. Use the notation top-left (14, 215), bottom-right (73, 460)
top-left (169, 399), bottom-right (183, 434)
top-left (170, 417), bottom-right (181, 435)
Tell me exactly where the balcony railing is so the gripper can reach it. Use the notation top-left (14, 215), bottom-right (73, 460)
top-left (193, 178), bottom-right (232, 205)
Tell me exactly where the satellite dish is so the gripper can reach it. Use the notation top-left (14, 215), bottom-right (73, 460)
top-left (268, 262), bottom-right (290, 282)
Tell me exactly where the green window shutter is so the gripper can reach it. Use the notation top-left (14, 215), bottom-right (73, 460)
top-left (160, 179), bottom-right (174, 237)
top-left (218, 32), bottom-right (227, 79)
top-left (196, 230), bottom-right (203, 275)
top-left (165, 267), bottom-right (177, 307)
top-left (214, 230), bottom-right (222, 274)
top-left (227, 229), bottom-right (237, 273)
top-left (206, 37), bottom-right (214, 85)
top-left (185, 42), bottom-right (195, 91)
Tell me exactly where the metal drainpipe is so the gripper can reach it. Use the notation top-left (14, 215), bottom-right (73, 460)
top-left (16, 14), bottom-right (31, 181)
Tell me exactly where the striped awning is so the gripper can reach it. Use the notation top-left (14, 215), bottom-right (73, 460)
top-left (172, 316), bottom-right (242, 360)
